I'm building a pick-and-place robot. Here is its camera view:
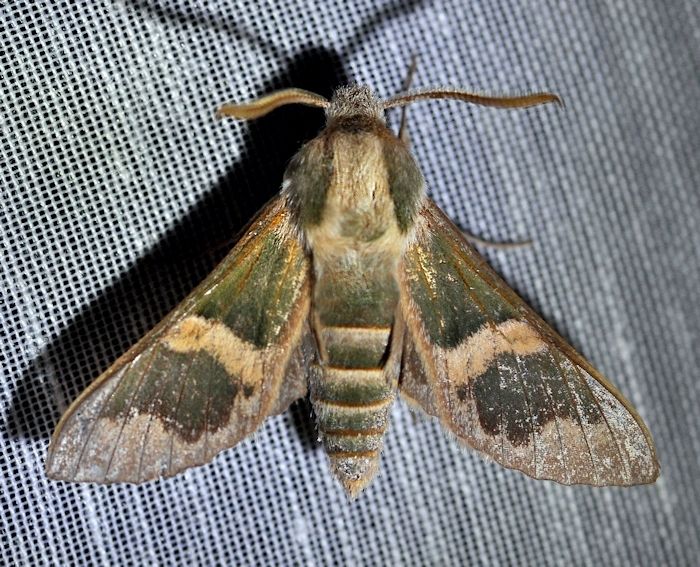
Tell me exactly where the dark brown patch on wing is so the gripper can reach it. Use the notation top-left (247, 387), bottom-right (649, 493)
top-left (470, 350), bottom-right (605, 447)
top-left (472, 353), bottom-right (530, 446)
top-left (177, 352), bottom-right (241, 442)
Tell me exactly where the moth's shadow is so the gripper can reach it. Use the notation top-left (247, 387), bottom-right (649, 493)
top-left (288, 398), bottom-right (319, 452)
top-left (6, 47), bottom-right (347, 453)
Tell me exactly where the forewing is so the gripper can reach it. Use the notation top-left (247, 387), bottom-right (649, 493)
top-left (46, 196), bottom-right (313, 483)
top-left (399, 199), bottom-right (659, 485)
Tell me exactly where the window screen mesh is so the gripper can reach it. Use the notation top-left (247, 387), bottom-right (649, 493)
top-left (2, 1), bottom-right (698, 565)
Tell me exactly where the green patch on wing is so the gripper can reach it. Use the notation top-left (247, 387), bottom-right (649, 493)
top-left (196, 232), bottom-right (307, 348)
top-left (404, 230), bottom-right (518, 349)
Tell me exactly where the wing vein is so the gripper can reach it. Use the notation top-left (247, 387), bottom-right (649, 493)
top-left (135, 373), bottom-right (165, 481)
top-left (532, 361), bottom-right (568, 481)
top-left (167, 351), bottom-right (203, 477)
top-left (103, 344), bottom-right (163, 480)
top-left (259, 248), bottom-right (300, 404)
top-left (572, 362), bottom-right (630, 482)
top-left (217, 229), bottom-right (274, 323)
top-left (549, 349), bottom-right (598, 483)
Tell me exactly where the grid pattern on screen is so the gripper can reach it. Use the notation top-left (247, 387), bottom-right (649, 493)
top-left (2, 1), bottom-right (699, 565)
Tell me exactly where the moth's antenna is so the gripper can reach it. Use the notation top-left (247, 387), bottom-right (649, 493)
top-left (383, 88), bottom-right (562, 110)
top-left (217, 88), bottom-right (329, 120)
top-left (397, 54), bottom-right (419, 144)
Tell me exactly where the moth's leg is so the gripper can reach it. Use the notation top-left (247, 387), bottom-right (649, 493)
top-left (462, 231), bottom-right (532, 249)
top-left (398, 55), bottom-right (418, 145)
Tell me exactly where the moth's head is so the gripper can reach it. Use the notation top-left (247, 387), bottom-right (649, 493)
top-left (216, 84), bottom-right (562, 129)
top-left (326, 85), bottom-right (384, 123)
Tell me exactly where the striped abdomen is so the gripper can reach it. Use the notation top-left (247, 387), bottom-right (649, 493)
top-left (311, 324), bottom-right (395, 495)
top-left (310, 257), bottom-right (402, 497)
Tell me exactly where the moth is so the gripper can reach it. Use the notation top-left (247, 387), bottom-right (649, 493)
top-left (46, 81), bottom-right (659, 497)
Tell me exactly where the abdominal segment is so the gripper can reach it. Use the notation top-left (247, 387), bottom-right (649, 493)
top-left (310, 261), bottom-right (401, 497)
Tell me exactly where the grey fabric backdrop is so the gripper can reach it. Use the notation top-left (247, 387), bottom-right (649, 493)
top-left (2, 1), bottom-right (698, 565)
